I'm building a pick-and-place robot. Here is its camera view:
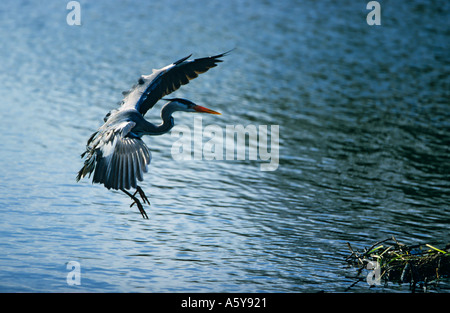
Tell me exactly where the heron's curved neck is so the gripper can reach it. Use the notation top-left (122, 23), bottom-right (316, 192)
top-left (142, 102), bottom-right (177, 136)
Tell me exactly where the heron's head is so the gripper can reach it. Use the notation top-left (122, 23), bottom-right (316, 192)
top-left (163, 98), bottom-right (221, 115)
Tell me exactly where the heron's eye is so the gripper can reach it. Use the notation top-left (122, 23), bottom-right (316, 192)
top-left (138, 78), bottom-right (145, 85)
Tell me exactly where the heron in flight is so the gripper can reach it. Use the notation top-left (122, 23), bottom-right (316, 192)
top-left (76, 52), bottom-right (229, 219)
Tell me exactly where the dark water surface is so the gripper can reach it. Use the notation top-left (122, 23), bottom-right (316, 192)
top-left (0, 0), bottom-right (449, 292)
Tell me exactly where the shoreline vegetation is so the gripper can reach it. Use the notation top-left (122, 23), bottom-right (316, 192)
top-left (345, 236), bottom-right (450, 292)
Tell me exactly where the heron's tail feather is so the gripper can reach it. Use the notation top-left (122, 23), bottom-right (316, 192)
top-left (76, 147), bottom-right (97, 182)
top-left (76, 130), bottom-right (100, 181)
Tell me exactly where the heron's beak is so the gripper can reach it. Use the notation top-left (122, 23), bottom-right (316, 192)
top-left (193, 105), bottom-right (221, 115)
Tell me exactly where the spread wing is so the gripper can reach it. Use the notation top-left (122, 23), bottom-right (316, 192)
top-left (119, 51), bottom-right (230, 116)
top-left (77, 121), bottom-right (151, 190)
top-left (93, 134), bottom-right (151, 190)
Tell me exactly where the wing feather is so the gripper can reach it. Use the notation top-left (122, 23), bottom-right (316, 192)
top-left (78, 121), bottom-right (152, 190)
top-left (119, 51), bottom-right (230, 116)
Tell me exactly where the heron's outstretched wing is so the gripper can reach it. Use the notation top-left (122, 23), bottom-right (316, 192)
top-left (77, 121), bottom-right (151, 190)
top-left (120, 51), bottom-right (230, 116)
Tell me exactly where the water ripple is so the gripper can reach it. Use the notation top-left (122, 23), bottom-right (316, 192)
top-left (0, 0), bottom-right (449, 292)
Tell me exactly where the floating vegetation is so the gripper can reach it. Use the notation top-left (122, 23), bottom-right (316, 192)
top-left (345, 236), bottom-right (450, 292)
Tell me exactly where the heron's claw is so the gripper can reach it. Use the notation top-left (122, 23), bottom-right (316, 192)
top-left (128, 198), bottom-right (148, 219)
top-left (130, 187), bottom-right (150, 207)
top-left (136, 200), bottom-right (149, 219)
top-left (135, 186), bottom-right (151, 205)
top-left (121, 187), bottom-right (149, 219)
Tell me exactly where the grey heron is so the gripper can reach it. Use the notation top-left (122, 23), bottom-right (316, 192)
top-left (76, 52), bottom-right (229, 219)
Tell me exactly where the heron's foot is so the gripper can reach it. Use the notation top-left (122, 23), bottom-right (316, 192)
top-left (121, 188), bottom-right (149, 219)
top-left (130, 197), bottom-right (149, 220)
top-left (133, 186), bottom-right (151, 206)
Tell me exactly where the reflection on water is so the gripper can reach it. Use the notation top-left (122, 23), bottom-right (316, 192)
top-left (0, 0), bottom-right (449, 292)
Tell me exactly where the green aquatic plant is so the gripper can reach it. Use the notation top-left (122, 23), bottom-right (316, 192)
top-left (345, 236), bottom-right (449, 292)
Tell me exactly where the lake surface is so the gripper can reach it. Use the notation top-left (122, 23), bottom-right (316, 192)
top-left (0, 0), bottom-right (449, 292)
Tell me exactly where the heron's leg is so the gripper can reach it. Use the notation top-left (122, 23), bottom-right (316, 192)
top-left (121, 188), bottom-right (149, 219)
top-left (130, 186), bottom-right (150, 207)
top-left (134, 186), bottom-right (150, 205)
